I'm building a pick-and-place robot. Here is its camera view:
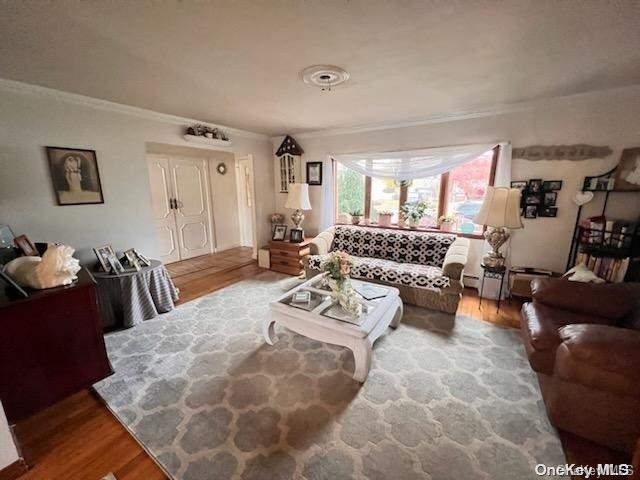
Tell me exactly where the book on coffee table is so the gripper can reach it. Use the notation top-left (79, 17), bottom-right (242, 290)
top-left (354, 284), bottom-right (388, 301)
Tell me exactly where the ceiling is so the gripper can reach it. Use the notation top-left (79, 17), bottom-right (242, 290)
top-left (1, 1), bottom-right (640, 136)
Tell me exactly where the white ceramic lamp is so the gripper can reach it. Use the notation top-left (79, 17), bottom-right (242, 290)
top-left (474, 187), bottom-right (523, 268)
top-left (285, 183), bottom-right (312, 237)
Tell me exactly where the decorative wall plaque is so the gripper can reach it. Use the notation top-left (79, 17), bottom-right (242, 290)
top-left (512, 144), bottom-right (612, 161)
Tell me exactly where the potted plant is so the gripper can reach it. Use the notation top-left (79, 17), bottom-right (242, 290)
top-left (438, 215), bottom-right (455, 232)
top-left (377, 210), bottom-right (393, 227)
top-left (350, 210), bottom-right (363, 225)
top-left (400, 202), bottom-right (427, 229)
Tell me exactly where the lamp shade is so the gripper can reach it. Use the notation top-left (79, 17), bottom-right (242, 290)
top-left (285, 183), bottom-right (312, 210)
top-left (473, 187), bottom-right (523, 229)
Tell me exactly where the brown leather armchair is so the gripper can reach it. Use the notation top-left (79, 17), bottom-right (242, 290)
top-left (520, 278), bottom-right (640, 453)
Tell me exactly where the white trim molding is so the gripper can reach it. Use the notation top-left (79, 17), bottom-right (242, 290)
top-left (0, 78), bottom-right (268, 140)
top-left (290, 84), bottom-right (640, 140)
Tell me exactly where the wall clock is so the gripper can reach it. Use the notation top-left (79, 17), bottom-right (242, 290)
top-left (216, 162), bottom-right (227, 175)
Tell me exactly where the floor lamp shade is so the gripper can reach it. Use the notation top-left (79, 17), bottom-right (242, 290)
top-left (474, 187), bottom-right (523, 229)
top-left (285, 184), bottom-right (312, 211)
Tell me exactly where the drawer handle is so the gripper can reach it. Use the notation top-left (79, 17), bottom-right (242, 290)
top-left (277, 251), bottom-right (290, 256)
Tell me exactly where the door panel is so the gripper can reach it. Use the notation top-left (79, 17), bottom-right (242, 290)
top-left (172, 157), bottom-right (212, 260)
top-left (147, 155), bottom-right (181, 264)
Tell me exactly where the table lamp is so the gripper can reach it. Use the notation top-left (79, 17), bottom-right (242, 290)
top-left (285, 183), bottom-right (312, 238)
top-left (473, 187), bottom-right (523, 268)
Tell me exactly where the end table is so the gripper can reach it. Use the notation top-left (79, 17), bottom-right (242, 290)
top-left (479, 263), bottom-right (507, 311)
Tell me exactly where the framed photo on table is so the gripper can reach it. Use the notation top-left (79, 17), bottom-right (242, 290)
top-left (289, 228), bottom-right (304, 243)
top-left (272, 225), bottom-right (287, 241)
top-left (14, 234), bottom-right (39, 256)
top-left (94, 244), bottom-right (124, 274)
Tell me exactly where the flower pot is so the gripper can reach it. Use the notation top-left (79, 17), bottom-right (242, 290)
top-left (407, 218), bottom-right (421, 229)
top-left (351, 215), bottom-right (362, 225)
top-left (378, 213), bottom-right (392, 227)
top-left (440, 221), bottom-right (454, 232)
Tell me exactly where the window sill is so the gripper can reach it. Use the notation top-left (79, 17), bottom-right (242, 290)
top-left (334, 222), bottom-right (485, 240)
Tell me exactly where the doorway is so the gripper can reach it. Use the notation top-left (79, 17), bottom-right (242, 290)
top-left (236, 155), bottom-right (255, 250)
top-left (147, 154), bottom-right (213, 264)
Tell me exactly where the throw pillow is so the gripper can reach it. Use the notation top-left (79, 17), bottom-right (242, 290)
top-left (562, 263), bottom-right (605, 283)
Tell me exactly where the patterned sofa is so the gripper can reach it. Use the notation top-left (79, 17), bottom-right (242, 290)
top-left (303, 226), bottom-right (470, 313)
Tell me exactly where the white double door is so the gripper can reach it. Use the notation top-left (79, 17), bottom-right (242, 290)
top-left (147, 154), bottom-right (213, 264)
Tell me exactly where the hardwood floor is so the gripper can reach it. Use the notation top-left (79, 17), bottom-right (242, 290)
top-left (11, 265), bottom-right (628, 480)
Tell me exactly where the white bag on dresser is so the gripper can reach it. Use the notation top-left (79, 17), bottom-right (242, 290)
top-left (3, 244), bottom-right (81, 289)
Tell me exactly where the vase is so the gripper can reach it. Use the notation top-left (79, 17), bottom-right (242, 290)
top-left (324, 275), bottom-right (362, 316)
top-left (378, 214), bottom-right (392, 227)
top-left (440, 221), bottom-right (454, 232)
top-left (351, 215), bottom-right (362, 225)
top-left (407, 218), bottom-right (420, 229)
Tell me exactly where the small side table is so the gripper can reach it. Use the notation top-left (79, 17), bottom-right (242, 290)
top-left (93, 260), bottom-right (179, 329)
top-left (269, 239), bottom-right (311, 276)
top-left (479, 263), bottom-right (507, 311)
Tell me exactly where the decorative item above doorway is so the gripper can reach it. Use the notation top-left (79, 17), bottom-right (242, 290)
top-left (512, 144), bottom-right (612, 161)
top-left (184, 124), bottom-right (232, 146)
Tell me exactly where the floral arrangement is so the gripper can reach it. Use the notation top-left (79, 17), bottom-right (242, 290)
top-left (438, 215), bottom-right (454, 224)
top-left (400, 201), bottom-right (428, 226)
top-left (270, 213), bottom-right (285, 224)
top-left (186, 124), bottom-right (229, 141)
top-left (320, 251), bottom-right (362, 316)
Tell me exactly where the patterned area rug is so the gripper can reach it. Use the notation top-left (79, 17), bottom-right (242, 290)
top-left (94, 271), bottom-right (566, 480)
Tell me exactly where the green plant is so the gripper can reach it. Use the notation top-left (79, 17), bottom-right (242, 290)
top-left (337, 169), bottom-right (365, 216)
top-left (349, 210), bottom-right (363, 216)
top-left (377, 210), bottom-right (393, 216)
top-left (400, 202), bottom-right (428, 223)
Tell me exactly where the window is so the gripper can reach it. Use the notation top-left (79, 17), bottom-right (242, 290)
top-left (335, 146), bottom-right (498, 235)
top-left (335, 162), bottom-right (365, 217)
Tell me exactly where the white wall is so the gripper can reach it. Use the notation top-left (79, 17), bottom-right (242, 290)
top-left (0, 402), bottom-right (19, 470)
top-left (0, 83), bottom-right (274, 264)
top-left (273, 86), bottom-right (640, 276)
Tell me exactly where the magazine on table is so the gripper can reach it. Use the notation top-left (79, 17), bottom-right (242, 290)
top-left (354, 284), bottom-right (388, 300)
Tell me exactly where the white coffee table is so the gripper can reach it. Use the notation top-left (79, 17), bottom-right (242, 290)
top-left (263, 275), bottom-right (403, 382)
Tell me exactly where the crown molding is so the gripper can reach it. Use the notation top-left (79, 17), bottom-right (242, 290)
top-left (290, 84), bottom-right (640, 140)
top-left (0, 78), bottom-right (269, 140)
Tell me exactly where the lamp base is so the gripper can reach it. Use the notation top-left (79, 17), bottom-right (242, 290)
top-left (482, 227), bottom-right (510, 268)
top-left (291, 209), bottom-right (305, 233)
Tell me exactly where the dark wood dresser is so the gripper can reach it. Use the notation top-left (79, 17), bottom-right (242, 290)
top-left (0, 268), bottom-right (113, 422)
top-left (269, 239), bottom-right (311, 276)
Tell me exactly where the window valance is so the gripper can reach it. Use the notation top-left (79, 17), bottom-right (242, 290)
top-left (332, 143), bottom-right (496, 181)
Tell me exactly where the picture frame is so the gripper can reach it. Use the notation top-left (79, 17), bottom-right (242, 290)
top-left (543, 192), bottom-right (557, 206)
top-left (539, 206), bottom-right (558, 217)
top-left (124, 249), bottom-right (142, 271)
top-left (289, 228), bottom-right (304, 243)
top-left (542, 180), bottom-right (563, 191)
top-left (133, 249), bottom-right (151, 267)
top-left (46, 146), bottom-right (104, 206)
top-left (524, 205), bottom-right (538, 219)
top-left (306, 162), bottom-right (323, 186)
top-left (93, 244), bottom-right (123, 274)
top-left (613, 147), bottom-right (640, 191)
top-left (272, 224), bottom-right (287, 241)
top-left (0, 270), bottom-right (28, 299)
top-left (14, 234), bottom-right (39, 256)
top-left (510, 181), bottom-right (528, 191)
top-left (528, 179), bottom-right (542, 193)
top-left (524, 194), bottom-right (541, 205)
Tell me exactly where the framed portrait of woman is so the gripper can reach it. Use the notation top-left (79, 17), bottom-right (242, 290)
top-left (46, 146), bottom-right (104, 205)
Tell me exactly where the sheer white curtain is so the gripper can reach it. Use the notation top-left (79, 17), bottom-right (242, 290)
top-left (319, 156), bottom-right (335, 231)
top-left (332, 143), bottom-right (496, 181)
top-left (494, 142), bottom-right (512, 187)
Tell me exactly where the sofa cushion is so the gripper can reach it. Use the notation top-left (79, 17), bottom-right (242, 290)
top-left (521, 302), bottom-right (609, 352)
top-left (331, 226), bottom-right (455, 267)
top-left (531, 278), bottom-right (636, 321)
top-left (556, 324), bottom-right (640, 398)
top-left (307, 254), bottom-right (450, 291)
